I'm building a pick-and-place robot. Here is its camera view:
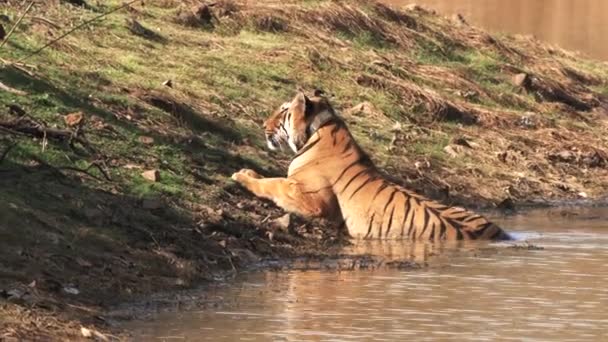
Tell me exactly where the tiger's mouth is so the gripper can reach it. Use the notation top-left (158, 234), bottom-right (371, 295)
top-left (266, 134), bottom-right (281, 151)
top-left (266, 131), bottom-right (289, 152)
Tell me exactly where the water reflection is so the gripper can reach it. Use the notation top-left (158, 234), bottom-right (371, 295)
top-left (127, 207), bottom-right (608, 341)
top-left (384, 0), bottom-right (608, 61)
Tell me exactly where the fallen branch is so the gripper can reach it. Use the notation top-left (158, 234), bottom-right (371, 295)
top-left (58, 164), bottom-right (106, 181)
top-left (0, 117), bottom-right (95, 154)
top-left (0, 81), bottom-right (27, 96)
top-left (30, 16), bottom-right (61, 30)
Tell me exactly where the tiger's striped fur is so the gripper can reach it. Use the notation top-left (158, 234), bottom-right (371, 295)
top-left (232, 92), bottom-right (510, 240)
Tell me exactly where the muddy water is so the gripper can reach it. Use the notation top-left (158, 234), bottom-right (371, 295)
top-left (126, 207), bottom-right (608, 341)
top-left (385, 0), bottom-right (608, 61)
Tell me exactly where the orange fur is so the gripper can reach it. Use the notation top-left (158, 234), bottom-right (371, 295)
top-left (232, 92), bottom-right (509, 240)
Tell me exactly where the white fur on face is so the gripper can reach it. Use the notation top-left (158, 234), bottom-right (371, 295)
top-left (287, 138), bottom-right (299, 153)
top-left (265, 102), bottom-right (293, 152)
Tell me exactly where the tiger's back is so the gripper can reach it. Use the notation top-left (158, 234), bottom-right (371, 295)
top-left (289, 104), bottom-right (509, 241)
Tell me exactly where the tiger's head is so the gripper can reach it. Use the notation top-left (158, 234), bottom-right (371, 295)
top-left (264, 91), bottom-right (335, 153)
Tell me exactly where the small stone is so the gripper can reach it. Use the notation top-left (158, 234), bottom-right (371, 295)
top-left (81, 327), bottom-right (92, 338)
top-left (578, 192), bottom-right (588, 198)
top-left (123, 163), bottom-right (141, 170)
top-left (76, 257), bottom-right (93, 268)
top-left (452, 13), bottom-right (468, 26)
top-left (218, 240), bottom-right (227, 248)
top-left (272, 214), bottom-right (291, 231)
top-left (497, 198), bottom-right (516, 211)
top-left (453, 137), bottom-right (473, 149)
top-left (6, 289), bottom-right (24, 300)
top-left (141, 169), bottom-right (160, 182)
top-left (64, 112), bottom-right (84, 127)
top-left (138, 136), bottom-right (154, 145)
top-left (83, 208), bottom-right (103, 220)
top-left (512, 73), bottom-right (531, 88)
top-left (405, 4), bottom-right (422, 11)
top-left (390, 121), bottom-right (402, 132)
top-left (162, 79), bottom-right (173, 88)
top-left (63, 286), bottom-right (80, 295)
top-left (443, 145), bottom-right (462, 158)
top-left (142, 198), bottom-right (163, 210)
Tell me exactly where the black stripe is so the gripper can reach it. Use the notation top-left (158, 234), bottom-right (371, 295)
top-left (339, 168), bottom-right (369, 194)
top-left (438, 220), bottom-right (447, 239)
top-left (406, 198), bottom-right (418, 239)
top-left (331, 156), bottom-right (359, 186)
top-left (400, 195), bottom-right (410, 238)
top-left (463, 214), bottom-right (481, 223)
top-left (419, 208), bottom-right (430, 239)
top-left (365, 213), bottom-right (375, 239)
top-left (382, 189), bottom-right (398, 214)
top-left (293, 137), bottom-right (321, 159)
top-left (372, 181), bottom-right (389, 201)
top-left (385, 205), bottom-right (396, 238)
top-left (341, 139), bottom-right (354, 154)
top-left (348, 175), bottom-right (378, 200)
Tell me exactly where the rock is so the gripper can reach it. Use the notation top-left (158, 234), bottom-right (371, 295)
top-left (141, 169), bottom-right (160, 182)
top-left (81, 327), bottom-right (92, 338)
top-left (6, 289), bottom-right (24, 300)
top-left (272, 214), bottom-right (291, 231)
top-left (83, 208), bottom-right (103, 220)
top-left (453, 136), bottom-right (474, 149)
top-left (192, 4), bottom-right (214, 24)
top-left (405, 4), bottom-right (423, 11)
top-left (496, 197), bottom-right (516, 211)
top-left (162, 79), bottom-right (173, 88)
top-left (512, 73), bottom-right (531, 88)
top-left (7, 104), bottom-right (26, 116)
top-left (76, 257), bottom-right (92, 268)
top-left (517, 114), bottom-right (537, 129)
top-left (548, 150), bottom-right (577, 164)
top-left (452, 13), bottom-right (468, 26)
top-left (344, 102), bottom-right (382, 118)
top-left (138, 136), bottom-right (155, 145)
top-left (64, 112), bottom-right (84, 127)
top-left (177, 4), bottom-right (214, 27)
top-left (123, 163), bottom-right (142, 170)
top-left (63, 285), bottom-right (80, 295)
top-left (578, 191), bottom-right (588, 198)
top-left (390, 121), bottom-right (402, 132)
top-left (142, 198), bottom-right (163, 210)
top-left (443, 145), bottom-right (463, 158)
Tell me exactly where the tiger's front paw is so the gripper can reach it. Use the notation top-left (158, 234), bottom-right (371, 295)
top-left (231, 169), bottom-right (261, 184)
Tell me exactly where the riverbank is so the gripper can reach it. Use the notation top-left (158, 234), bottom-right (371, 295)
top-left (1, 0), bottom-right (607, 339)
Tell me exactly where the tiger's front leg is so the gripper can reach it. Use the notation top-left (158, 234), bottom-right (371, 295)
top-left (231, 168), bottom-right (332, 218)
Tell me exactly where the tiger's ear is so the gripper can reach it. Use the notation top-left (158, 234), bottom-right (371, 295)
top-left (291, 92), bottom-right (307, 118)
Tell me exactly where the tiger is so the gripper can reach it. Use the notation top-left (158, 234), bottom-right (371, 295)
top-left (231, 91), bottom-right (510, 241)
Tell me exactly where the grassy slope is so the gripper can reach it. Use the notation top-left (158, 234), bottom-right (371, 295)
top-left (1, 0), bottom-right (608, 338)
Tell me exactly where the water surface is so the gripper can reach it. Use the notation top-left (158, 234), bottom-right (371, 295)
top-left (385, 0), bottom-right (608, 61)
top-left (126, 207), bottom-right (608, 341)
